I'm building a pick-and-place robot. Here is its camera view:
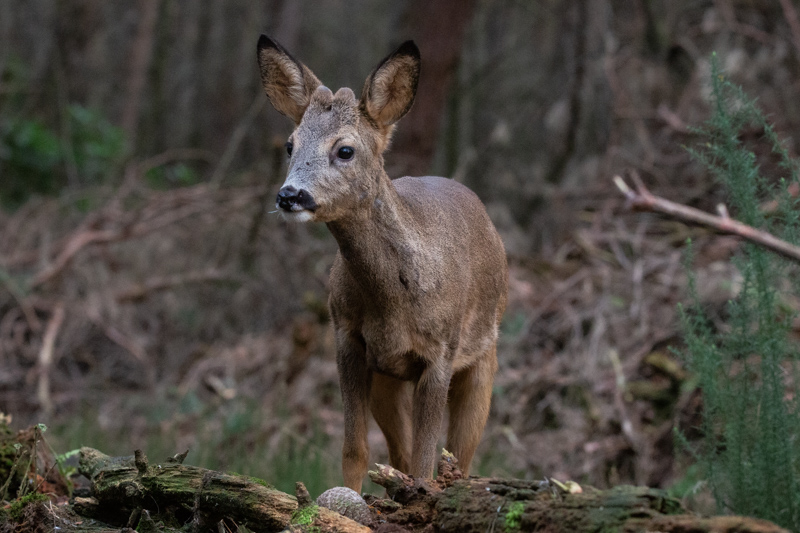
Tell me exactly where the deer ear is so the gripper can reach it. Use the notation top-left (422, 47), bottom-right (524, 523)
top-left (360, 40), bottom-right (420, 128)
top-left (257, 35), bottom-right (321, 124)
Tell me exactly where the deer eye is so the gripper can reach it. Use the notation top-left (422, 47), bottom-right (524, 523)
top-left (285, 141), bottom-right (293, 157)
top-left (337, 146), bottom-right (354, 160)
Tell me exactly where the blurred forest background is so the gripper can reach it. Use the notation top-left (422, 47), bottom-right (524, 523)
top-left (2, 0), bottom-right (800, 500)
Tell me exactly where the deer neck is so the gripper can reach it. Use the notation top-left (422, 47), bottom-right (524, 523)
top-left (327, 173), bottom-right (417, 298)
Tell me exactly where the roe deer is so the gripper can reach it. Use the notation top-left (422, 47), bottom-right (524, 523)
top-left (257, 35), bottom-right (508, 492)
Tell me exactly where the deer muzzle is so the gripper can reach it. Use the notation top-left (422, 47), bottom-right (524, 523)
top-left (276, 185), bottom-right (318, 213)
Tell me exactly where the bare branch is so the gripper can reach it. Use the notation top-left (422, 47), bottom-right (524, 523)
top-left (614, 171), bottom-right (800, 263)
top-left (37, 302), bottom-right (65, 415)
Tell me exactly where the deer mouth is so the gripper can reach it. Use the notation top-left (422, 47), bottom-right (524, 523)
top-left (276, 185), bottom-right (319, 217)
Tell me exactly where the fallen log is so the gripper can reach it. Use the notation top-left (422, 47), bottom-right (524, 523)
top-left (364, 461), bottom-right (788, 533)
top-left (76, 448), bottom-right (793, 533)
top-left (76, 447), bottom-right (369, 533)
top-left (0, 435), bottom-right (790, 533)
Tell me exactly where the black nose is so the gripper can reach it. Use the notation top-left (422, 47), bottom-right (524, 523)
top-left (277, 185), bottom-right (299, 211)
top-left (276, 185), bottom-right (318, 212)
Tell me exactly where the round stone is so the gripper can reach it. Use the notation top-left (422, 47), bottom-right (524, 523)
top-left (316, 486), bottom-right (372, 525)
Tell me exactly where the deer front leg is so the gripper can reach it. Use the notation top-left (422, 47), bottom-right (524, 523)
top-left (336, 331), bottom-right (371, 492)
top-left (446, 347), bottom-right (498, 475)
top-left (410, 360), bottom-right (451, 479)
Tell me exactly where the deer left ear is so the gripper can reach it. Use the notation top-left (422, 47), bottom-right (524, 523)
top-left (360, 41), bottom-right (420, 128)
top-left (257, 34), bottom-right (322, 124)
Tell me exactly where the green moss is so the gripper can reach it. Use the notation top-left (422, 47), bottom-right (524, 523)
top-left (503, 501), bottom-right (525, 532)
top-left (441, 481), bottom-right (471, 514)
top-left (291, 504), bottom-right (319, 526)
top-left (247, 475), bottom-right (273, 488)
top-left (0, 492), bottom-right (49, 522)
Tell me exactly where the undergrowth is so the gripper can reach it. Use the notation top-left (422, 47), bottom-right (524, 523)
top-left (678, 54), bottom-right (800, 529)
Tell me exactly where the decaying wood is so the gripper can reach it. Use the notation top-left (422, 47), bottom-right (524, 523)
top-left (74, 447), bottom-right (791, 533)
top-left (363, 451), bottom-right (786, 533)
top-left (76, 447), bottom-right (369, 533)
top-left (0, 439), bottom-right (788, 533)
top-left (366, 473), bottom-right (788, 533)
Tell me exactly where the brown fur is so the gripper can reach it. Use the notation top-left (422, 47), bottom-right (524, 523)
top-left (257, 36), bottom-right (508, 492)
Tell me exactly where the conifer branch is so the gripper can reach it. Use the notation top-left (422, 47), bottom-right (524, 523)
top-left (614, 170), bottom-right (800, 263)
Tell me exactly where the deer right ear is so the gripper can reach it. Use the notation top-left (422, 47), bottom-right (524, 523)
top-left (257, 35), bottom-right (321, 124)
top-left (360, 40), bottom-right (420, 128)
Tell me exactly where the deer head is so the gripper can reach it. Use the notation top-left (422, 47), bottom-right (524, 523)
top-left (257, 35), bottom-right (420, 223)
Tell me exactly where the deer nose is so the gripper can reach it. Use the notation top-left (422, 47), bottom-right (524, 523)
top-left (277, 185), bottom-right (299, 210)
top-left (276, 185), bottom-right (318, 212)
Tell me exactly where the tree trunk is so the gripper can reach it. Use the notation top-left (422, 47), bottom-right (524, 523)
top-left (121, 0), bottom-right (162, 148)
top-left (385, 0), bottom-right (476, 177)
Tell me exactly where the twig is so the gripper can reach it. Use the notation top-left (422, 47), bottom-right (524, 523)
top-left (607, 348), bottom-right (647, 485)
top-left (37, 302), bottom-right (65, 415)
top-left (607, 349), bottom-right (638, 447)
top-left (614, 171), bottom-right (800, 263)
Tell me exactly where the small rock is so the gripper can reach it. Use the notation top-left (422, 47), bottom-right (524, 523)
top-left (316, 486), bottom-right (372, 525)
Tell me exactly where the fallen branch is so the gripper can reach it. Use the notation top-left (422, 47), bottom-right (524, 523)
top-left (36, 302), bottom-right (65, 415)
top-left (614, 171), bottom-right (800, 263)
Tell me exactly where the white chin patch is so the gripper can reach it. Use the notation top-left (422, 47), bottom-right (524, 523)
top-left (282, 210), bottom-right (315, 223)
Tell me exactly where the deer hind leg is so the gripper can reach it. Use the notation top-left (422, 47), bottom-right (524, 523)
top-left (370, 373), bottom-right (412, 474)
top-left (446, 347), bottom-right (498, 475)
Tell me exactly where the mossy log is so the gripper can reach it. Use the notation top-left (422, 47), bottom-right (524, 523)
top-left (432, 478), bottom-right (787, 533)
top-left (76, 447), bottom-right (369, 533)
top-left (367, 463), bottom-right (789, 533)
top-left (64, 448), bottom-right (789, 533)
